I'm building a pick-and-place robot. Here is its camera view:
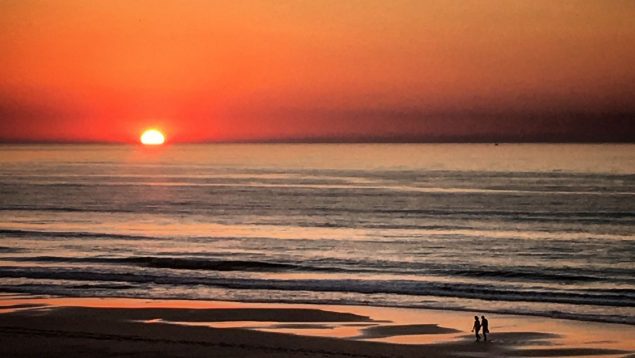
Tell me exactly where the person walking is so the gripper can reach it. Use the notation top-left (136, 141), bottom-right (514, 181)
top-left (481, 315), bottom-right (489, 341)
top-left (471, 316), bottom-right (481, 342)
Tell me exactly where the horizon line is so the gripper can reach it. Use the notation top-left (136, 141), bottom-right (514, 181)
top-left (1, 139), bottom-right (634, 145)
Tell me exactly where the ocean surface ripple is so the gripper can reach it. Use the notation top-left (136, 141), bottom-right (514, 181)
top-left (1, 144), bottom-right (634, 324)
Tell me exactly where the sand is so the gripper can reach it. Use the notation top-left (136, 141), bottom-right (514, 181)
top-left (0, 294), bottom-right (632, 357)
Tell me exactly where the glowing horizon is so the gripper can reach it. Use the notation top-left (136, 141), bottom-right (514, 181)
top-left (1, 0), bottom-right (634, 143)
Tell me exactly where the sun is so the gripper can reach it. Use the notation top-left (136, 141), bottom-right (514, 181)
top-left (140, 129), bottom-right (165, 145)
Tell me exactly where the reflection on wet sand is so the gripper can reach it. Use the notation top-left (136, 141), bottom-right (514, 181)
top-left (1, 294), bottom-right (633, 357)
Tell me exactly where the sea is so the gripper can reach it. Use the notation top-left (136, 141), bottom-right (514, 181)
top-left (0, 144), bottom-right (633, 324)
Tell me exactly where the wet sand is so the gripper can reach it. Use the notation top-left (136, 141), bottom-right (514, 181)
top-left (0, 294), bottom-right (632, 357)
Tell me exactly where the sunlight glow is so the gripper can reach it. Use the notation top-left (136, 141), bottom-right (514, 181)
top-left (140, 129), bottom-right (165, 145)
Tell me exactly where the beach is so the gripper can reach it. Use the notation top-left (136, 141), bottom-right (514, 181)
top-left (1, 293), bottom-right (633, 357)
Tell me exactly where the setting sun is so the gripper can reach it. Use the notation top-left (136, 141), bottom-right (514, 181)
top-left (140, 129), bottom-right (165, 145)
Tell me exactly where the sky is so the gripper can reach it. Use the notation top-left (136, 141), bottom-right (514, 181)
top-left (1, 0), bottom-right (634, 143)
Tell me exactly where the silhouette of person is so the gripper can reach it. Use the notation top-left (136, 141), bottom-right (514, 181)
top-left (481, 315), bottom-right (489, 341)
top-left (471, 315), bottom-right (481, 341)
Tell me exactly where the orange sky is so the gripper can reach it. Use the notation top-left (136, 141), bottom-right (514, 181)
top-left (1, 0), bottom-right (634, 142)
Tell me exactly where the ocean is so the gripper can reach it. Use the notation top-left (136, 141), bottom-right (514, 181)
top-left (0, 144), bottom-right (633, 324)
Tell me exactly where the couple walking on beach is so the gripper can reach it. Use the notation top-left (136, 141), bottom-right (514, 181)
top-left (471, 315), bottom-right (489, 342)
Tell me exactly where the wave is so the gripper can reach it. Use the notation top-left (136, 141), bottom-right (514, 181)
top-left (1, 267), bottom-right (634, 308)
top-left (6, 255), bottom-right (634, 284)
top-left (2, 207), bottom-right (633, 229)
top-left (3, 178), bottom-right (634, 196)
top-left (445, 268), bottom-right (601, 283)
top-left (0, 246), bottom-right (23, 253)
top-left (2, 282), bottom-right (633, 326)
top-left (10, 256), bottom-right (325, 272)
top-left (0, 207), bottom-right (137, 214)
top-left (0, 229), bottom-right (162, 241)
